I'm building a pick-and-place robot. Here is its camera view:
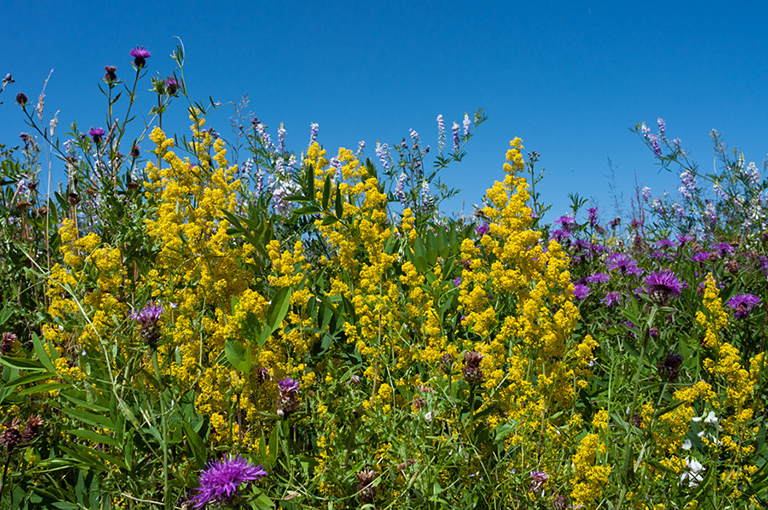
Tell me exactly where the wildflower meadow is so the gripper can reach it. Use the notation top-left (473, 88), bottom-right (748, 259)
top-left (1, 45), bottom-right (768, 510)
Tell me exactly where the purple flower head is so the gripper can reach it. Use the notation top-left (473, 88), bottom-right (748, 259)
top-left (130, 302), bottom-right (163, 348)
top-left (690, 251), bottom-right (710, 263)
top-left (586, 272), bottom-right (610, 284)
top-left (165, 77), bottom-right (180, 95)
top-left (588, 206), bottom-right (599, 226)
top-left (726, 294), bottom-right (761, 319)
top-left (529, 470), bottom-right (549, 493)
top-left (550, 229), bottom-right (571, 243)
top-left (191, 455), bottom-right (267, 509)
top-left (677, 233), bottom-right (694, 245)
top-left (278, 377), bottom-right (300, 395)
top-left (606, 253), bottom-right (643, 276)
top-left (475, 222), bottom-right (489, 237)
top-left (453, 276), bottom-right (462, 287)
top-left (103, 66), bottom-right (117, 83)
top-left (572, 283), bottom-right (590, 300)
top-left (655, 238), bottom-right (674, 250)
top-left (555, 215), bottom-right (576, 232)
top-left (602, 291), bottom-right (622, 307)
top-left (644, 269), bottom-right (683, 302)
top-left (609, 217), bottom-right (621, 229)
top-left (129, 46), bottom-right (151, 68)
top-left (89, 127), bottom-right (105, 144)
top-left (714, 242), bottom-right (734, 258)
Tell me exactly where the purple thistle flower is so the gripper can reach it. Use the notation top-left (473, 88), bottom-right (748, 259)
top-left (277, 377), bottom-right (301, 418)
top-left (129, 46), bottom-right (151, 68)
top-left (165, 77), bottom-right (180, 95)
top-left (690, 251), bottom-right (710, 263)
top-left (89, 127), bottom-right (106, 144)
top-left (573, 283), bottom-right (590, 300)
top-left (644, 269), bottom-right (683, 302)
top-left (655, 238), bottom-right (674, 250)
top-left (586, 272), bottom-right (610, 284)
top-left (714, 242), bottom-right (734, 258)
top-left (190, 455), bottom-right (267, 509)
top-left (609, 217), bottom-right (621, 229)
top-left (602, 291), bottom-right (622, 307)
top-left (555, 215), bottom-right (576, 232)
top-left (726, 294), bottom-right (761, 319)
top-left (475, 222), bottom-right (489, 237)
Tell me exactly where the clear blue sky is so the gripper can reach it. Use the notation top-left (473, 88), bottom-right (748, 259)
top-left (3, 0), bottom-right (768, 221)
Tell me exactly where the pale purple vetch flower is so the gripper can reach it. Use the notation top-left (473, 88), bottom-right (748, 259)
top-left (357, 140), bottom-right (365, 156)
top-left (462, 112), bottom-right (471, 135)
top-left (330, 157), bottom-right (342, 183)
top-left (640, 122), bottom-right (651, 139)
top-left (649, 134), bottom-right (662, 157)
top-left (190, 455), bottom-right (267, 509)
top-left (420, 179), bottom-right (431, 208)
top-left (726, 294), bottom-right (761, 319)
top-left (452, 122), bottom-right (460, 151)
top-left (395, 172), bottom-right (407, 207)
top-left (409, 128), bottom-right (420, 149)
top-left (642, 186), bottom-right (652, 202)
top-left (678, 171), bottom-right (697, 200)
top-left (673, 138), bottom-right (682, 152)
top-left (309, 123), bottom-right (319, 145)
top-left (375, 141), bottom-right (390, 171)
top-left (436, 114), bottom-right (445, 151)
top-left (277, 122), bottom-right (286, 153)
top-left (453, 276), bottom-right (461, 287)
top-left (657, 117), bottom-right (666, 135)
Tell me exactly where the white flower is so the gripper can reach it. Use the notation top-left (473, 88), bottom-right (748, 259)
top-left (424, 412), bottom-right (433, 423)
top-left (680, 458), bottom-right (704, 487)
top-left (682, 439), bottom-right (692, 450)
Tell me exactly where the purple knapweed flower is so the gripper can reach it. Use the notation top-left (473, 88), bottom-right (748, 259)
top-left (655, 238), bottom-right (674, 250)
top-left (130, 46), bottom-right (151, 68)
top-left (586, 272), bottom-right (610, 284)
top-left (606, 253), bottom-right (643, 276)
top-left (555, 215), bottom-right (576, 232)
top-left (602, 291), bottom-right (622, 307)
top-left (690, 251), bottom-right (710, 263)
top-left (550, 229), bottom-right (571, 243)
top-left (644, 269), bottom-right (683, 302)
top-left (89, 127), bottom-right (106, 144)
top-left (714, 242), bottom-right (734, 258)
top-left (190, 455), bottom-right (267, 509)
top-left (573, 283), bottom-right (590, 300)
top-left (475, 222), bottom-right (489, 237)
top-left (609, 217), bottom-right (621, 229)
top-left (165, 77), bottom-right (180, 95)
top-left (103, 66), bottom-right (117, 83)
top-left (726, 294), bottom-right (761, 319)
top-left (130, 302), bottom-right (163, 349)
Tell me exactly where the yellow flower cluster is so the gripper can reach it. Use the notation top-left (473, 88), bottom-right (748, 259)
top-left (570, 410), bottom-right (611, 508)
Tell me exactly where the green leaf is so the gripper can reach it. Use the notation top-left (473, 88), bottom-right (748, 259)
top-left (61, 407), bottom-right (114, 430)
top-left (320, 215), bottom-right (338, 226)
top-left (322, 173), bottom-right (332, 210)
top-left (18, 382), bottom-right (68, 396)
top-left (32, 333), bottom-right (57, 373)
top-left (67, 429), bottom-right (119, 448)
top-left (335, 187), bottom-right (343, 218)
top-left (183, 421), bottom-right (207, 469)
top-left (306, 163), bottom-right (315, 198)
top-left (266, 287), bottom-right (292, 334)
top-left (3, 371), bottom-right (54, 390)
top-left (0, 355), bottom-right (47, 371)
top-left (225, 340), bottom-right (252, 373)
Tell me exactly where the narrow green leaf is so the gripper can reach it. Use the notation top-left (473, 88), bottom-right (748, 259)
top-left (32, 333), bottom-right (57, 373)
top-left (266, 287), bottom-right (292, 334)
top-left (322, 173), bottom-right (332, 210)
top-left (306, 163), bottom-right (315, 198)
top-left (335, 187), bottom-right (343, 218)
top-left (62, 407), bottom-right (114, 430)
top-left (67, 429), bottom-right (119, 447)
top-left (182, 421), bottom-right (207, 469)
top-left (0, 355), bottom-right (46, 371)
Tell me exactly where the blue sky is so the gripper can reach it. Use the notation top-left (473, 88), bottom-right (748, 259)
top-left (3, 0), bottom-right (768, 221)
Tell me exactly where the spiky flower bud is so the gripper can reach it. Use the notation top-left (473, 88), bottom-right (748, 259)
top-left (356, 469), bottom-right (377, 503)
top-left (462, 351), bottom-right (484, 385)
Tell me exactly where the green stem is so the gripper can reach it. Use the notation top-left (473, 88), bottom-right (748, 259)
top-left (151, 350), bottom-right (170, 508)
